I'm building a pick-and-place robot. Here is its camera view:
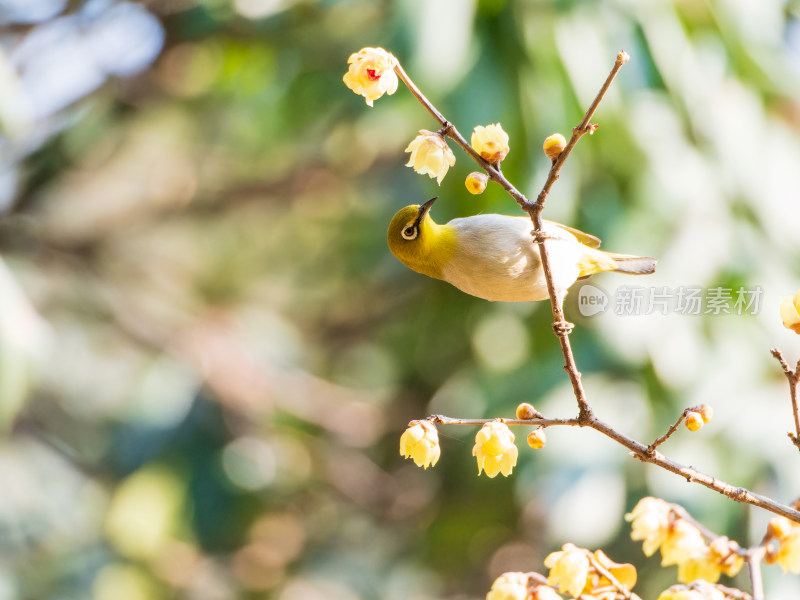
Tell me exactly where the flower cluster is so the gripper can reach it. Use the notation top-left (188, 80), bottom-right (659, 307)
top-left (544, 544), bottom-right (637, 598)
top-left (765, 515), bottom-right (800, 573)
top-left (780, 291), bottom-right (800, 334)
top-left (343, 47), bottom-right (398, 107)
top-left (473, 421), bottom-right (518, 478)
top-left (625, 498), bottom-right (743, 584)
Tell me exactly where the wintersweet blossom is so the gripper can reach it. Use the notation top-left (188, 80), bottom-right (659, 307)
top-left (399, 421), bottom-right (440, 469)
top-left (542, 133), bottom-right (566, 161)
top-left (708, 536), bottom-right (744, 577)
top-left (544, 543), bottom-right (589, 598)
top-left (472, 421), bottom-right (518, 477)
top-left (343, 47), bottom-right (399, 107)
top-left (405, 130), bottom-right (456, 185)
top-left (675, 547), bottom-right (721, 584)
top-left (529, 585), bottom-right (561, 600)
top-left (471, 123), bottom-right (510, 163)
top-left (777, 528), bottom-right (800, 573)
top-left (486, 572), bottom-right (528, 600)
top-left (625, 497), bottom-right (672, 557)
top-left (657, 583), bottom-right (726, 600)
top-left (780, 291), bottom-right (800, 334)
top-left (660, 520), bottom-right (707, 567)
top-left (589, 549), bottom-right (637, 591)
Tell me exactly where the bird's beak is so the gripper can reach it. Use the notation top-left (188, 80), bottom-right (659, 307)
top-left (417, 197), bottom-right (437, 222)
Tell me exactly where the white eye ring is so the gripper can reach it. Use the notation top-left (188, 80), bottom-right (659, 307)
top-left (401, 225), bottom-right (418, 240)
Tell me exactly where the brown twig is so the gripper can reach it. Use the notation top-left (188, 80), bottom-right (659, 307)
top-left (586, 553), bottom-right (640, 600)
top-left (647, 405), bottom-right (704, 455)
top-left (771, 348), bottom-right (800, 451)
top-left (744, 545), bottom-right (766, 600)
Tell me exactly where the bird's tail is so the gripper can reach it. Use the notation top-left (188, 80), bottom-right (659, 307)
top-left (578, 249), bottom-right (657, 278)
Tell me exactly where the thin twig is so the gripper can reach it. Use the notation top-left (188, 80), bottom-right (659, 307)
top-left (745, 546), bottom-right (766, 600)
top-left (770, 348), bottom-right (800, 452)
top-left (587, 553), bottom-right (639, 600)
top-left (647, 405), bottom-right (706, 455)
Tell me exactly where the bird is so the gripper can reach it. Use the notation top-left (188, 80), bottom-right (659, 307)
top-left (387, 197), bottom-right (656, 306)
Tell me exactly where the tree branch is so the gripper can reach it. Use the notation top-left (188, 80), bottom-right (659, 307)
top-left (771, 348), bottom-right (800, 452)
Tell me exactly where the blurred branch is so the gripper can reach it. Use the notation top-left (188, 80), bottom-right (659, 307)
top-left (770, 348), bottom-right (800, 452)
top-left (646, 405), bottom-right (706, 454)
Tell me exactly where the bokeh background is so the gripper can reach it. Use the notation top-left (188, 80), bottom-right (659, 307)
top-left (1, 0), bottom-right (800, 598)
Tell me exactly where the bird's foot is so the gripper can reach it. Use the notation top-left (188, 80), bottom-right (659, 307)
top-left (552, 320), bottom-right (574, 336)
top-left (530, 230), bottom-right (553, 244)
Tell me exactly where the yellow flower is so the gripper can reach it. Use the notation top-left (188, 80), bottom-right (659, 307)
top-left (526, 428), bottom-right (546, 450)
top-left (399, 421), bottom-right (440, 469)
top-left (625, 497), bottom-right (672, 557)
top-left (471, 123), bottom-right (510, 163)
top-left (777, 528), bottom-right (800, 573)
top-left (708, 536), bottom-right (744, 577)
top-left (676, 547), bottom-right (721, 584)
top-left (660, 520), bottom-right (707, 567)
top-left (780, 291), bottom-right (800, 334)
top-left (472, 421), bottom-right (518, 477)
top-left (768, 516), bottom-right (796, 540)
top-left (405, 130), bottom-right (456, 185)
top-left (343, 47), bottom-right (399, 107)
top-left (530, 585), bottom-right (561, 600)
top-left (591, 549), bottom-right (637, 591)
top-left (544, 543), bottom-right (589, 598)
top-left (697, 404), bottom-right (713, 424)
top-left (542, 133), bottom-right (566, 161)
top-left (465, 171), bottom-right (488, 195)
top-left (657, 583), bottom-right (726, 600)
top-left (486, 572), bottom-right (528, 600)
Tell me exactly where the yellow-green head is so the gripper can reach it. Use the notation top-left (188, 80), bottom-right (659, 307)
top-left (387, 197), bottom-right (456, 279)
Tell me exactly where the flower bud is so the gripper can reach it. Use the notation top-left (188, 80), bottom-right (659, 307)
top-left (542, 133), bottom-right (566, 161)
top-left (527, 428), bottom-right (546, 450)
top-left (515, 402), bottom-right (537, 420)
top-left (399, 421), bottom-right (441, 469)
top-left (685, 411), bottom-right (704, 432)
top-left (697, 404), bottom-right (713, 424)
top-left (768, 516), bottom-right (796, 540)
top-left (465, 171), bottom-right (489, 195)
top-left (471, 123), bottom-right (510, 164)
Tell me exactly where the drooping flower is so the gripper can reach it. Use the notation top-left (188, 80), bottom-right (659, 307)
top-left (675, 547), bottom-right (721, 584)
top-left (486, 572), bottom-right (528, 600)
top-left (544, 543), bottom-right (590, 598)
top-left (526, 428), bottom-right (546, 450)
top-left (590, 549), bottom-right (637, 592)
top-left (405, 130), bottom-right (456, 185)
top-left (465, 171), bottom-right (488, 195)
top-left (471, 123), bottom-right (510, 163)
top-left (472, 421), bottom-right (518, 478)
top-left (399, 421), bottom-right (440, 469)
top-left (660, 520), bottom-right (707, 567)
top-left (780, 291), bottom-right (800, 334)
top-left (625, 497), bottom-right (673, 557)
top-left (708, 536), bottom-right (744, 578)
top-left (776, 528), bottom-right (800, 573)
top-left (343, 47), bottom-right (399, 107)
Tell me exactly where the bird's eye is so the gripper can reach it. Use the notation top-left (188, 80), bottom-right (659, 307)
top-left (401, 225), bottom-right (418, 240)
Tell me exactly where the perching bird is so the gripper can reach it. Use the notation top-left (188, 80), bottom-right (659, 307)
top-left (387, 197), bottom-right (656, 305)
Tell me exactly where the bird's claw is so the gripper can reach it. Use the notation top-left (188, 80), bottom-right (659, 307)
top-left (552, 320), bottom-right (574, 336)
top-left (530, 230), bottom-right (552, 244)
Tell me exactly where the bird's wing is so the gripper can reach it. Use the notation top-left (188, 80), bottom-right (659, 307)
top-left (545, 220), bottom-right (602, 248)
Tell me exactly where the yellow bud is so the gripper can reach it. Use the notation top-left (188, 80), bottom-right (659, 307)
top-left (697, 404), bottom-right (713, 424)
top-left (542, 133), bottom-right (566, 161)
top-left (527, 428), bottom-right (546, 449)
top-left (465, 171), bottom-right (488, 195)
top-left (685, 412), bottom-right (704, 432)
top-left (515, 402), bottom-right (537, 420)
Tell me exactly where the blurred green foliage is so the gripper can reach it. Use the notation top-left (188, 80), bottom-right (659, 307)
top-left (1, 0), bottom-right (800, 599)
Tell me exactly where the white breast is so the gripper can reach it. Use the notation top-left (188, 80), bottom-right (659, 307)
top-left (440, 215), bottom-right (583, 302)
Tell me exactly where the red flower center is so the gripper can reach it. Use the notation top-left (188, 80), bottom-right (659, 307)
top-left (366, 68), bottom-right (380, 81)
